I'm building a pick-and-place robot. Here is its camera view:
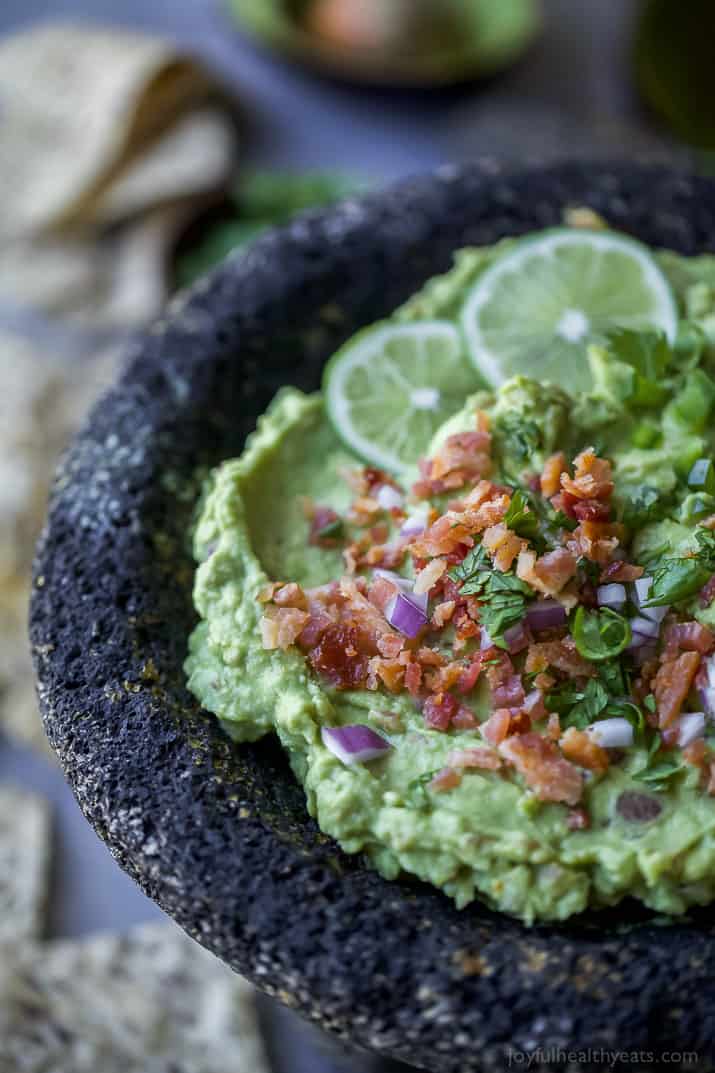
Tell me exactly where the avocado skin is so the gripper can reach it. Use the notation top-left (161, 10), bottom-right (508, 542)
top-left (30, 162), bottom-right (715, 1072)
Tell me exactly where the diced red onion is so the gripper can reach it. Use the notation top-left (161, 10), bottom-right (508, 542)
top-left (525, 599), bottom-right (567, 632)
top-left (400, 504), bottom-right (429, 536)
top-left (384, 592), bottom-right (428, 637)
top-left (587, 718), bottom-right (634, 748)
top-left (376, 484), bottom-right (404, 511)
top-left (626, 631), bottom-right (651, 653)
top-left (676, 712), bottom-right (706, 748)
top-left (705, 654), bottom-right (715, 690)
top-left (503, 621), bottom-right (530, 655)
top-left (596, 583), bottom-right (626, 610)
top-left (321, 725), bottom-right (391, 764)
top-left (480, 626), bottom-right (493, 650)
top-left (631, 577), bottom-right (669, 624)
top-left (629, 615), bottom-right (661, 640)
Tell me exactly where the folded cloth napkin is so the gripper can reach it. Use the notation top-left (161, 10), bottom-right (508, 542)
top-left (0, 23), bottom-right (240, 752)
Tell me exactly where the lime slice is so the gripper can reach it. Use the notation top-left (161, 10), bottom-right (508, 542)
top-left (460, 228), bottom-right (678, 393)
top-left (323, 320), bottom-right (478, 475)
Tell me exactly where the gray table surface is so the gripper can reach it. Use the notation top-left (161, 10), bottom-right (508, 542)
top-left (0, 2), bottom-right (653, 1070)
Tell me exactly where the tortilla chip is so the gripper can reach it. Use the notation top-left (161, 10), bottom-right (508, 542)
top-left (0, 922), bottom-right (269, 1072)
top-left (0, 785), bottom-right (51, 944)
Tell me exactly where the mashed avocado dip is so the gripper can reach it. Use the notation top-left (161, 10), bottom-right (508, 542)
top-left (186, 227), bottom-right (715, 923)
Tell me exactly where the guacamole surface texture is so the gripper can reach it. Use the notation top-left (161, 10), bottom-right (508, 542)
top-left (186, 232), bottom-right (715, 923)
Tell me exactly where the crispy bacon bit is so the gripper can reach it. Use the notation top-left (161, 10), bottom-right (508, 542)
top-left (423, 691), bottom-right (459, 731)
top-left (662, 620), bottom-right (715, 659)
top-left (523, 689), bottom-right (546, 720)
top-left (654, 650), bottom-right (701, 728)
top-left (410, 514), bottom-right (475, 558)
top-left (369, 656), bottom-right (406, 692)
top-left (499, 732), bottom-right (583, 805)
top-left (683, 738), bottom-right (708, 769)
top-left (368, 576), bottom-right (398, 612)
top-left (309, 506), bottom-right (343, 547)
top-left (376, 633), bottom-right (404, 659)
top-left (572, 499), bottom-right (611, 522)
top-left (486, 652), bottom-right (526, 709)
top-left (257, 581), bottom-right (281, 604)
top-left (261, 607), bottom-right (311, 650)
top-left (308, 624), bottom-right (370, 687)
top-left (446, 747), bottom-right (501, 771)
top-left (567, 806), bottom-right (590, 830)
top-left (452, 705), bottom-right (478, 729)
top-left (516, 546), bottom-right (577, 597)
top-left (273, 582), bottom-right (308, 610)
top-left (429, 767), bottom-right (462, 792)
top-left (424, 661), bottom-right (463, 694)
top-left (540, 452), bottom-right (567, 498)
top-left (507, 710), bottom-right (532, 735)
top-left (525, 637), bottom-right (594, 679)
top-left (561, 447), bottom-right (614, 501)
top-left (414, 557), bottom-right (447, 595)
top-left (404, 659), bottom-right (422, 697)
top-left (480, 708), bottom-right (512, 746)
top-left (456, 657), bottom-right (482, 694)
top-left (546, 713), bottom-right (561, 741)
top-left (560, 726), bottom-right (610, 774)
top-left (535, 672), bottom-right (556, 692)
top-left (482, 522), bottom-right (526, 572)
top-left (600, 561), bottom-right (644, 583)
top-left (430, 428), bottom-right (492, 483)
top-left (432, 600), bottom-right (456, 629)
top-left (567, 520), bottom-right (622, 564)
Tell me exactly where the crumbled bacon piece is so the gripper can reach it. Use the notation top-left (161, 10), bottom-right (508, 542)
top-left (273, 582), bottom-right (308, 610)
top-left (424, 662), bottom-right (463, 694)
top-left (260, 607), bottom-right (310, 650)
top-left (560, 726), bottom-right (609, 774)
top-left (535, 671), bottom-right (556, 692)
top-left (430, 428), bottom-right (492, 481)
top-left (480, 708), bottom-right (511, 746)
top-left (523, 689), bottom-right (546, 720)
top-left (429, 767), bottom-right (462, 792)
top-left (423, 691), bottom-right (459, 731)
top-left (404, 659), bottom-right (422, 697)
top-left (409, 514), bottom-right (475, 558)
top-left (482, 522), bottom-right (526, 572)
top-left (567, 520), bottom-right (622, 564)
top-left (257, 581), bottom-right (282, 604)
top-left (516, 546), bottom-right (577, 597)
top-left (654, 650), bottom-right (701, 728)
top-left (567, 806), bottom-right (590, 830)
top-left (540, 452), bottom-right (567, 498)
top-left (525, 637), bottom-right (594, 679)
top-left (413, 557), bottom-right (447, 595)
top-left (572, 499), bottom-right (611, 522)
top-left (376, 633), bottom-right (404, 659)
top-left (446, 747), bottom-right (501, 771)
top-left (599, 561), bottom-right (644, 583)
top-left (546, 713), bottom-right (561, 741)
top-left (308, 624), bottom-right (371, 688)
top-left (309, 506), bottom-right (343, 547)
top-left (662, 620), bottom-right (715, 659)
top-left (431, 600), bottom-right (456, 629)
top-left (683, 738), bottom-right (708, 769)
top-left (485, 652), bottom-right (526, 708)
top-left (456, 657), bottom-right (482, 694)
top-left (368, 576), bottom-right (399, 612)
top-left (499, 732), bottom-right (583, 805)
top-left (369, 656), bottom-right (405, 692)
top-left (452, 705), bottom-right (478, 729)
top-left (561, 447), bottom-right (614, 501)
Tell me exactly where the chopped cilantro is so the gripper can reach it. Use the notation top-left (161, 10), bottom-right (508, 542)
top-left (577, 556), bottom-right (601, 584)
top-left (495, 413), bottom-right (542, 462)
top-left (316, 518), bottom-right (344, 540)
top-left (571, 606), bottom-right (632, 661)
top-left (621, 485), bottom-right (669, 530)
top-left (642, 529), bottom-right (715, 607)
top-left (644, 693), bottom-right (657, 713)
top-left (447, 544), bottom-right (533, 649)
top-left (604, 328), bottom-right (671, 408)
top-left (504, 489), bottom-right (539, 542)
top-left (634, 760), bottom-right (684, 792)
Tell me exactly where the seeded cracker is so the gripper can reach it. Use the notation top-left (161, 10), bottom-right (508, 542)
top-left (0, 922), bottom-right (269, 1073)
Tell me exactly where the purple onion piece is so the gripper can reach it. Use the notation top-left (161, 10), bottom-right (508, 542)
top-left (596, 582), bottom-right (626, 610)
top-left (503, 621), bottom-right (530, 655)
top-left (676, 712), bottom-right (706, 748)
top-left (632, 576), bottom-right (653, 608)
top-left (480, 626), bottom-right (493, 650)
top-left (629, 614), bottom-right (661, 640)
top-left (321, 725), bottom-right (391, 764)
top-left (384, 592), bottom-right (428, 638)
top-left (698, 684), bottom-right (715, 718)
top-left (376, 484), bottom-right (404, 511)
top-left (525, 599), bottom-right (567, 632)
top-left (630, 640), bottom-right (657, 665)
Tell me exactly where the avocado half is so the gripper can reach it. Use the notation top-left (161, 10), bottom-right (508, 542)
top-left (31, 163), bottom-right (715, 1072)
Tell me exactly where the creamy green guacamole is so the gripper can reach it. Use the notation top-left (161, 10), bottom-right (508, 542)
top-left (186, 240), bottom-right (715, 922)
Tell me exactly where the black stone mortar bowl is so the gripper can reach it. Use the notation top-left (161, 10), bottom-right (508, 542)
top-left (31, 162), bottom-right (715, 1073)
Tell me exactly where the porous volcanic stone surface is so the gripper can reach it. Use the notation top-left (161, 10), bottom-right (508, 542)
top-left (31, 163), bottom-right (715, 1072)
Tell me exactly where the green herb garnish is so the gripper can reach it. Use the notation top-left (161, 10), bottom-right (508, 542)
top-left (495, 413), bottom-right (542, 462)
top-left (604, 328), bottom-right (671, 407)
top-left (571, 606), bottom-right (632, 661)
top-left (447, 544), bottom-right (533, 649)
top-left (642, 528), bottom-right (715, 607)
top-left (503, 489), bottom-right (539, 542)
